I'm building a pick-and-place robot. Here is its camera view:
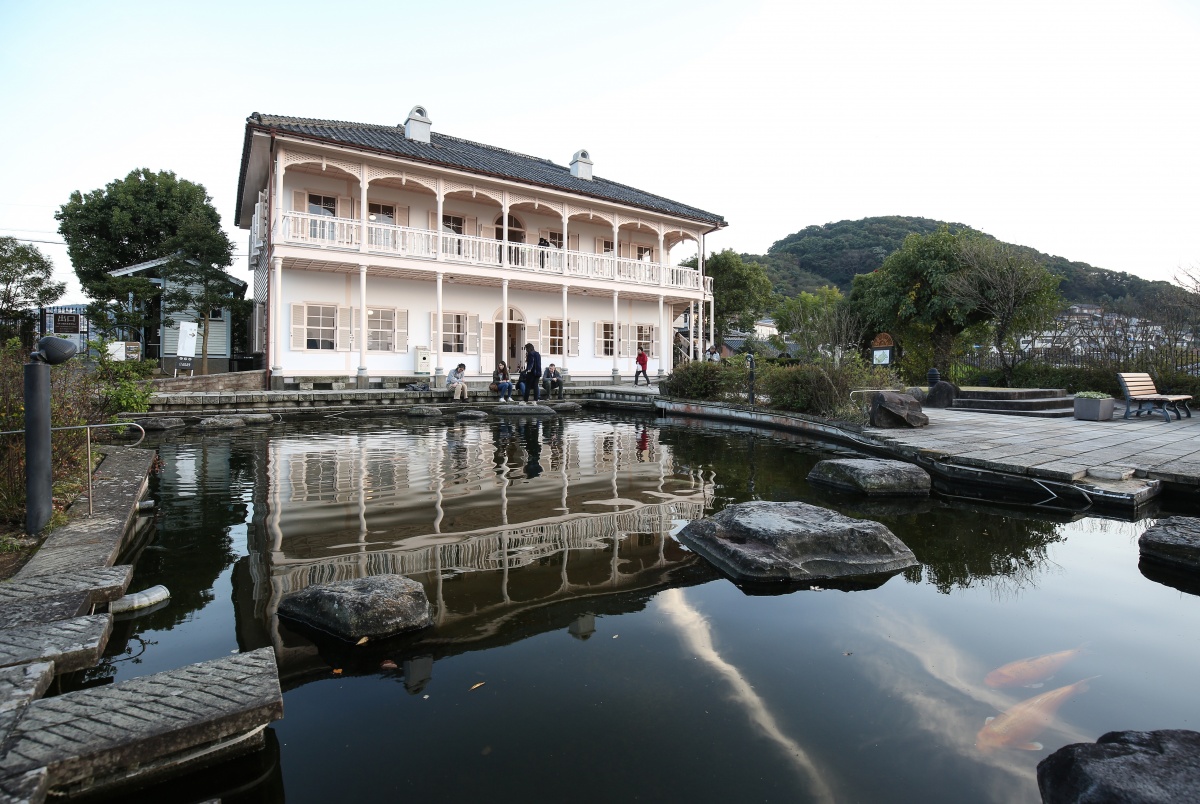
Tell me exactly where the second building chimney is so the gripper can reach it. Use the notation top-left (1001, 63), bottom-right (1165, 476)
top-left (570, 149), bottom-right (593, 180)
top-left (404, 105), bottom-right (432, 143)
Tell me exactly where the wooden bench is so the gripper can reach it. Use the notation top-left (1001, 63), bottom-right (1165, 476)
top-left (1117, 372), bottom-right (1193, 423)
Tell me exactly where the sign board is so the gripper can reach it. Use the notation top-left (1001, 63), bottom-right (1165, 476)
top-left (175, 356), bottom-right (194, 371)
top-left (177, 322), bottom-right (199, 358)
top-left (106, 341), bottom-right (126, 361)
top-left (123, 341), bottom-right (141, 361)
top-left (53, 313), bottom-right (80, 334)
top-left (872, 348), bottom-right (892, 366)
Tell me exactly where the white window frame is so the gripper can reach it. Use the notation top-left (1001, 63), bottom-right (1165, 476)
top-left (291, 302), bottom-right (352, 352)
top-left (596, 321), bottom-right (615, 357)
top-left (367, 307), bottom-right (395, 352)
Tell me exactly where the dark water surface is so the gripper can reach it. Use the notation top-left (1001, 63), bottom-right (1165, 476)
top-left (80, 413), bottom-right (1200, 803)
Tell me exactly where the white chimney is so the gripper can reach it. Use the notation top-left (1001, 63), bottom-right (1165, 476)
top-left (570, 149), bottom-right (593, 181)
top-left (404, 105), bottom-right (432, 143)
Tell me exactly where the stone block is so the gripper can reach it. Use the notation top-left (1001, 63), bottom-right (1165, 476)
top-left (1139, 517), bottom-right (1200, 572)
top-left (278, 575), bottom-right (432, 641)
top-left (1038, 729), bottom-right (1200, 804)
top-left (808, 459), bottom-right (931, 497)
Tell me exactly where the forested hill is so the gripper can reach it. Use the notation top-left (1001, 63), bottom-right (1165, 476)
top-left (747, 215), bottom-right (1177, 311)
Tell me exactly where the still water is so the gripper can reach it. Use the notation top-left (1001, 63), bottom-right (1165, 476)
top-left (78, 413), bottom-right (1200, 803)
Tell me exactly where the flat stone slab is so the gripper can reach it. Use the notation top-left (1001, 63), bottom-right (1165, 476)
top-left (1087, 465), bottom-right (1136, 481)
top-left (0, 648), bottom-right (283, 795)
top-left (238, 413), bottom-right (275, 425)
top-left (455, 409), bottom-right (488, 420)
top-left (0, 767), bottom-right (46, 804)
top-left (0, 615), bottom-right (111, 674)
top-left (193, 416), bottom-right (246, 430)
top-left (0, 566), bottom-right (132, 605)
top-left (552, 402), bottom-right (582, 412)
top-left (278, 575), bottom-right (432, 641)
top-left (1038, 729), bottom-right (1200, 803)
top-left (0, 662), bottom-right (54, 741)
top-left (406, 406), bottom-right (443, 417)
top-left (1139, 517), bottom-right (1200, 571)
top-left (807, 459), bottom-right (931, 497)
top-left (0, 593), bottom-right (89, 630)
top-left (494, 404), bottom-right (556, 416)
top-left (677, 500), bottom-right (919, 584)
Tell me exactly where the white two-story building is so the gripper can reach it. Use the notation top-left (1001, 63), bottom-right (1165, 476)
top-left (235, 107), bottom-right (725, 389)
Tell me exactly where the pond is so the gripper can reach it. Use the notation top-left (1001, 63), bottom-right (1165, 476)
top-left (73, 412), bottom-right (1200, 803)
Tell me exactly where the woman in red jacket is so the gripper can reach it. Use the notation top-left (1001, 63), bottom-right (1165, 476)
top-left (634, 346), bottom-right (650, 386)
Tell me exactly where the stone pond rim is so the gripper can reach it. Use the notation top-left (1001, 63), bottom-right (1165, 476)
top-left (677, 500), bottom-right (919, 586)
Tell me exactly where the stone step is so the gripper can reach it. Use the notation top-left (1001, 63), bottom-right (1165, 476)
top-left (951, 406), bottom-right (1076, 418)
top-left (0, 648), bottom-right (283, 799)
top-left (0, 616), bottom-right (112, 674)
top-left (0, 566), bottom-right (132, 606)
top-left (957, 388), bottom-right (1069, 400)
top-left (952, 396), bottom-right (1077, 411)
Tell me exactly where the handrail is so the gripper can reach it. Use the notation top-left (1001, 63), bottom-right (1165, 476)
top-left (0, 422), bottom-right (146, 517)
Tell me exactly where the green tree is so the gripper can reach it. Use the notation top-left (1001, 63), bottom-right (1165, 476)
top-left (850, 227), bottom-right (988, 373)
top-left (160, 212), bottom-right (245, 374)
top-left (772, 285), bottom-right (864, 364)
top-left (55, 169), bottom-right (227, 345)
top-left (0, 238), bottom-right (65, 341)
top-left (687, 250), bottom-right (774, 339)
top-left (943, 238), bottom-right (1063, 383)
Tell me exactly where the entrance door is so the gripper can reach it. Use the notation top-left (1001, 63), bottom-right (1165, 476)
top-left (491, 322), bottom-right (525, 372)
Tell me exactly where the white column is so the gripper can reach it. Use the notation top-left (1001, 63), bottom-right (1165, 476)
top-left (698, 233), bottom-right (706, 356)
top-left (357, 264), bottom-right (368, 386)
top-left (658, 294), bottom-right (666, 378)
top-left (435, 271), bottom-right (444, 381)
top-left (709, 297), bottom-right (715, 355)
top-left (501, 278), bottom-right (509, 370)
top-left (359, 166), bottom-right (368, 254)
top-left (501, 193), bottom-right (509, 268)
top-left (561, 284), bottom-right (569, 377)
top-left (657, 230), bottom-right (666, 286)
top-left (612, 222), bottom-right (619, 272)
top-left (689, 300), bottom-right (696, 361)
top-left (270, 256), bottom-right (283, 372)
top-left (562, 213), bottom-right (570, 264)
top-left (612, 290), bottom-right (620, 382)
top-left (435, 179), bottom-right (444, 261)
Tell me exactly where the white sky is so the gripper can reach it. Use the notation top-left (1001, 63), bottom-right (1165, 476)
top-left (2, 0), bottom-right (1197, 305)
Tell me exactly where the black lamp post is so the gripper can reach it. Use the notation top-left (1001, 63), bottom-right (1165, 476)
top-left (25, 336), bottom-right (77, 535)
top-left (746, 353), bottom-right (756, 407)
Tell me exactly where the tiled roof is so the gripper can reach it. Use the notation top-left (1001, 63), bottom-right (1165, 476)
top-left (245, 113), bottom-right (726, 227)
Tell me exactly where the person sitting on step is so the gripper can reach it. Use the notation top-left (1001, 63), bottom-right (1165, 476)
top-left (542, 363), bottom-right (564, 400)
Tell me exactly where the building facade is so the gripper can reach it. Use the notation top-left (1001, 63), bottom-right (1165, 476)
top-left (235, 107), bottom-right (725, 389)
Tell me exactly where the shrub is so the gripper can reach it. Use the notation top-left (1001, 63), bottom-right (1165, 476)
top-left (89, 339), bottom-right (153, 416)
top-left (660, 360), bottom-right (744, 401)
top-left (760, 357), bottom-right (903, 419)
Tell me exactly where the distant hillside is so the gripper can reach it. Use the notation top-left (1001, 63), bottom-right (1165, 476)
top-left (746, 216), bottom-right (1180, 312)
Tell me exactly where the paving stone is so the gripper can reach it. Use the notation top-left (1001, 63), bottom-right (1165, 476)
top-left (0, 649), bottom-right (282, 794)
top-left (1086, 465), bottom-right (1135, 481)
top-left (1027, 461), bottom-right (1090, 482)
top-left (0, 616), bottom-right (111, 674)
top-left (0, 767), bottom-right (47, 804)
top-left (0, 567), bottom-right (131, 605)
top-left (0, 663), bottom-right (54, 742)
top-left (0, 594), bottom-right (90, 630)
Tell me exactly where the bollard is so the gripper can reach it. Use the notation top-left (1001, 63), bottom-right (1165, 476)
top-left (746, 353), bottom-right (756, 407)
top-left (24, 337), bottom-right (78, 535)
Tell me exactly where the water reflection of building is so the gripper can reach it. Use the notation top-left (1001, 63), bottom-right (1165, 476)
top-left (234, 418), bottom-right (718, 685)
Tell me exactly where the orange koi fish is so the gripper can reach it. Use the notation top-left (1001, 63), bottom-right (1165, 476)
top-left (984, 646), bottom-right (1085, 689)
top-left (975, 677), bottom-right (1096, 751)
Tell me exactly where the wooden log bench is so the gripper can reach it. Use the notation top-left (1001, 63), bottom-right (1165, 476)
top-left (1117, 372), bottom-right (1193, 423)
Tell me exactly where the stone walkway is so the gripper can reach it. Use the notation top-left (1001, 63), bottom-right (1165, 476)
top-left (863, 408), bottom-right (1200, 487)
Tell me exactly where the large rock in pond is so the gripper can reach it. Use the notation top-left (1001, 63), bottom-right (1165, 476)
top-left (194, 416), bottom-right (246, 430)
top-left (1038, 729), bottom-right (1200, 804)
top-left (552, 401), bottom-right (582, 412)
top-left (869, 392), bottom-right (929, 428)
top-left (278, 575), bottom-right (432, 641)
top-left (406, 406), bottom-right (443, 417)
top-left (456, 409), bottom-right (488, 420)
top-left (135, 417), bottom-right (187, 431)
top-left (808, 459), bottom-right (930, 497)
top-left (1138, 517), bottom-right (1200, 572)
top-left (494, 404), bottom-right (556, 416)
top-left (240, 413), bottom-right (276, 425)
top-left (925, 380), bottom-right (959, 408)
top-left (677, 501), bottom-right (919, 584)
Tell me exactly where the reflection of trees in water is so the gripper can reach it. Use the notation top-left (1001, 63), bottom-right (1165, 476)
top-left (877, 506), bottom-right (1067, 597)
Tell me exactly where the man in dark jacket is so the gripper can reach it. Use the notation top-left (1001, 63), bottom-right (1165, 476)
top-left (521, 342), bottom-right (542, 405)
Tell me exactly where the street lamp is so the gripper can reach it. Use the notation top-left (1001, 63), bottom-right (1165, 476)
top-left (26, 336), bottom-right (78, 535)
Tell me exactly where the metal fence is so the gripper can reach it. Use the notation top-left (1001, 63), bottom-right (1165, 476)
top-left (956, 347), bottom-right (1200, 376)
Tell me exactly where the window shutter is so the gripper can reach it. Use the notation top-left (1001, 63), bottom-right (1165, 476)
top-left (467, 314), bottom-right (480, 354)
top-left (648, 325), bottom-right (659, 358)
top-left (293, 190), bottom-right (306, 212)
top-left (396, 309), bottom-right (408, 352)
top-left (538, 317), bottom-right (549, 354)
top-left (480, 319), bottom-right (495, 372)
top-left (594, 321), bottom-right (604, 356)
top-left (595, 237), bottom-right (605, 255)
top-left (430, 311), bottom-right (438, 350)
top-left (465, 216), bottom-right (478, 238)
top-left (618, 323), bottom-right (630, 357)
top-left (337, 197), bottom-right (351, 219)
top-left (353, 307), bottom-right (361, 349)
top-left (525, 321), bottom-right (540, 352)
top-left (619, 242), bottom-right (631, 259)
top-left (568, 319), bottom-right (580, 357)
top-left (396, 206), bottom-right (410, 227)
top-left (291, 304), bottom-right (306, 350)
top-left (336, 306), bottom-right (352, 351)
top-left (569, 233), bottom-right (579, 251)
top-left (538, 229), bottom-right (549, 243)
top-left (428, 210), bottom-right (437, 231)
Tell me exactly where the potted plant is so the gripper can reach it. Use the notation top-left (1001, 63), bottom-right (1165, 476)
top-left (1074, 391), bottom-right (1115, 421)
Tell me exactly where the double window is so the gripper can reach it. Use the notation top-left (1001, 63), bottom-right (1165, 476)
top-left (367, 308), bottom-right (395, 351)
top-left (547, 319), bottom-right (564, 354)
top-left (292, 304), bottom-right (408, 353)
top-left (442, 312), bottom-right (467, 353)
top-left (305, 305), bottom-right (337, 350)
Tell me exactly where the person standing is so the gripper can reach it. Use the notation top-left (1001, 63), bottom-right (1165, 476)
top-left (447, 363), bottom-right (468, 401)
top-left (521, 342), bottom-right (542, 405)
top-left (634, 346), bottom-right (650, 386)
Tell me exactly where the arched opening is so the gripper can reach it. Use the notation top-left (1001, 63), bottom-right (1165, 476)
top-left (493, 214), bottom-right (526, 243)
top-left (490, 306), bottom-right (527, 368)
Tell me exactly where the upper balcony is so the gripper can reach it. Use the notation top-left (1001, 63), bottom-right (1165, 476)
top-left (278, 210), bottom-right (713, 294)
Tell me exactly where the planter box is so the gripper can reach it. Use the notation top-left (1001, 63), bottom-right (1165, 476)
top-left (1074, 397), bottom-right (1114, 421)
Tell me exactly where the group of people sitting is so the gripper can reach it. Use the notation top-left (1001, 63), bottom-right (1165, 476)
top-left (446, 342), bottom-right (565, 405)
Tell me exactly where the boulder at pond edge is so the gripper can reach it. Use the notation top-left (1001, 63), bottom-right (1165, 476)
top-left (677, 500), bottom-right (919, 584)
top-left (925, 380), bottom-right (959, 408)
top-left (808, 458), bottom-right (931, 497)
top-left (1038, 729), bottom-right (1200, 804)
top-left (1138, 517), bottom-right (1200, 572)
top-left (278, 575), bottom-right (432, 641)
top-left (869, 392), bottom-right (929, 428)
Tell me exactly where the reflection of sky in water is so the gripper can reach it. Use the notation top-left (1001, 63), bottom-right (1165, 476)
top-left (103, 418), bottom-right (1200, 803)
